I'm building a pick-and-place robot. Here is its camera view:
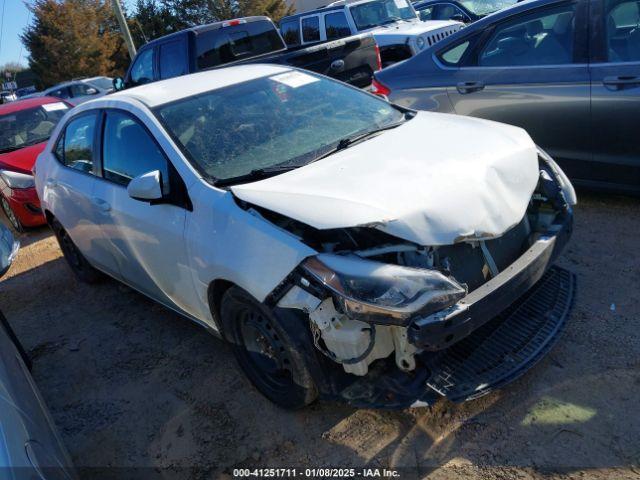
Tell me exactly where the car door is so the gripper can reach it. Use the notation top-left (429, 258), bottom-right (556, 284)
top-left (91, 109), bottom-right (197, 315)
top-left (48, 111), bottom-right (120, 277)
top-left (588, 0), bottom-right (640, 190)
top-left (444, 1), bottom-right (591, 168)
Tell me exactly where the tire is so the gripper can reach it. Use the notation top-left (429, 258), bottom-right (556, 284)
top-left (1, 196), bottom-right (23, 233)
top-left (220, 286), bottom-right (318, 409)
top-left (50, 218), bottom-right (104, 284)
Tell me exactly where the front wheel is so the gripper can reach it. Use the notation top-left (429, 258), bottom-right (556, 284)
top-left (50, 218), bottom-right (104, 284)
top-left (1, 196), bottom-right (23, 233)
top-left (220, 287), bottom-right (318, 409)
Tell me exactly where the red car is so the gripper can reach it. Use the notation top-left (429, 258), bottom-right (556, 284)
top-left (0, 97), bottom-right (71, 231)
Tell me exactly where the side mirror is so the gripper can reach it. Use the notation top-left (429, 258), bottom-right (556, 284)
top-left (113, 77), bottom-right (125, 91)
top-left (451, 13), bottom-right (465, 22)
top-left (86, 87), bottom-right (98, 95)
top-left (0, 223), bottom-right (19, 278)
top-left (127, 170), bottom-right (163, 202)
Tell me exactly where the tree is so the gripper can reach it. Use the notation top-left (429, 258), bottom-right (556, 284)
top-left (21, 0), bottom-right (129, 88)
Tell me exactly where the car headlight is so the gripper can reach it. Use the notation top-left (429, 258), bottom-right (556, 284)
top-left (0, 170), bottom-right (35, 189)
top-left (301, 254), bottom-right (467, 325)
top-left (537, 148), bottom-right (577, 206)
top-left (416, 36), bottom-right (426, 50)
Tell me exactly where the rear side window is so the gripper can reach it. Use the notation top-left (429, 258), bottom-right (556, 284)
top-left (49, 87), bottom-right (70, 99)
top-left (478, 4), bottom-right (577, 66)
top-left (325, 12), bottom-right (351, 40)
top-left (302, 17), bottom-right (321, 43)
top-left (281, 19), bottom-right (301, 47)
top-left (196, 21), bottom-right (285, 70)
top-left (59, 113), bottom-right (98, 174)
top-left (70, 83), bottom-right (96, 97)
top-left (605, 0), bottom-right (640, 62)
top-left (102, 111), bottom-right (169, 191)
top-left (159, 41), bottom-right (187, 79)
top-left (440, 40), bottom-right (471, 65)
top-left (130, 48), bottom-right (155, 85)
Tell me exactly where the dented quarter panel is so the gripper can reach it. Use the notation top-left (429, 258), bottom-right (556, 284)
top-left (231, 112), bottom-right (540, 246)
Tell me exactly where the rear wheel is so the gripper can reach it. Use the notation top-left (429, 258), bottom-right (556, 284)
top-left (50, 218), bottom-right (104, 284)
top-left (1, 196), bottom-right (23, 233)
top-left (220, 286), bottom-right (318, 409)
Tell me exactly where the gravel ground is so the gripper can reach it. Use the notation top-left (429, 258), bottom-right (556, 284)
top-left (0, 191), bottom-right (639, 480)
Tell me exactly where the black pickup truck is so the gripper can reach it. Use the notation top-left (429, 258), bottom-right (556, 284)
top-left (118, 16), bottom-right (380, 90)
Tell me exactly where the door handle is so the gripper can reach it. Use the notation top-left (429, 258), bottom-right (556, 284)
top-left (457, 81), bottom-right (485, 94)
top-left (91, 197), bottom-right (111, 213)
top-left (603, 75), bottom-right (640, 90)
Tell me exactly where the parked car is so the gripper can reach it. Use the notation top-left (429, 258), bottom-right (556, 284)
top-left (0, 91), bottom-right (17, 104)
top-left (0, 97), bottom-right (71, 231)
top-left (280, 0), bottom-right (463, 66)
top-left (15, 86), bottom-right (38, 98)
top-left (413, 0), bottom-right (517, 23)
top-left (41, 76), bottom-right (114, 105)
top-left (116, 16), bottom-right (379, 90)
top-left (0, 222), bottom-right (77, 479)
top-left (373, 0), bottom-right (640, 194)
top-left (36, 65), bottom-right (576, 409)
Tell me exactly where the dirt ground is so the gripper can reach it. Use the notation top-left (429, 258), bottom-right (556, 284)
top-left (1, 191), bottom-right (639, 480)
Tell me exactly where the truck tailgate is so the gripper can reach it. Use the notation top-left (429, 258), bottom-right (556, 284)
top-left (277, 34), bottom-right (379, 88)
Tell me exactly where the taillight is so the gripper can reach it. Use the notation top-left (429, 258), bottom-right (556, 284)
top-left (374, 44), bottom-right (382, 71)
top-left (222, 19), bottom-right (246, 27)
top-left (371, 78), bottom-right (391, 97)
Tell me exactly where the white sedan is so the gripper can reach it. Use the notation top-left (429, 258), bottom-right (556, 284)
top-left (35, 65), bottom-right (576, 409)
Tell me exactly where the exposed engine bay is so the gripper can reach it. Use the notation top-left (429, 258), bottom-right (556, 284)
top-left (250, 152), bottom-right (575, 386)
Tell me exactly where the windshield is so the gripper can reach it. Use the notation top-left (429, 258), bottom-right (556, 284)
top-left (350, 0), bottom-right (417, 30)
top-left (459, 0), bottom-right (517, 16)
top-left (0, 102), bottom-right (69, 153)
top-left (156, 71), bottom-right (404, 183)
top-left (87, 77), bottom-right (113, 90)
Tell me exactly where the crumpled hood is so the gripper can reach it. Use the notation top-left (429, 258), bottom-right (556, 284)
top-left (231, 112), bottom-right (540, 246)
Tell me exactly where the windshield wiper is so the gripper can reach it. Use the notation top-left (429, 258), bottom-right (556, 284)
top-left (214, 165), bottom-right (298, 187)
top-left (311, 120), bottom-right (407, 163)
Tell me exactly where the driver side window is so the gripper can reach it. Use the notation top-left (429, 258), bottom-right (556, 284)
top-left (102, 111), bottom-right (170, 192)
top-left (130, 48), bottom-right (155, 86)
top-left (479, 4), bottom-right (577, 66)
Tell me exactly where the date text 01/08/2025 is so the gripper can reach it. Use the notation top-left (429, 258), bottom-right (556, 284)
top-left (233, 468), bottom-right (401, 478)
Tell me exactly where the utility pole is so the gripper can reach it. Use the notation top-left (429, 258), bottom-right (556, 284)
top-left (111, 0), bottom-right (137, 60)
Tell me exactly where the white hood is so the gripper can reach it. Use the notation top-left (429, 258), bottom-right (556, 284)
top-left (231, 112), bottom-right (540, 246)
top-left (368, 20), bottom-right (461, 46)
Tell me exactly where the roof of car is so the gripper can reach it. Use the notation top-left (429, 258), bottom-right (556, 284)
top-left (109, 64), bottom-right (292, 108)
top-left (140, 16), bottom-right (273, 47)
top-left (0, 96), bottom-right (66, 115)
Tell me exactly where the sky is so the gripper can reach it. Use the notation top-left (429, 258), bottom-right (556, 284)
top-left (0, 0), bottom-right (136, 68)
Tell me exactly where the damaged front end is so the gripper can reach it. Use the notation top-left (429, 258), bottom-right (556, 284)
top-left (259, 150), bottom-right (576, 408)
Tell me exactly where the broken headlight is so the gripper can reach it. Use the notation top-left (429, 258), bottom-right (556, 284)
top-left (301, 254), bottom-right (467, 326)
top-left (537, 147), bottom-right (577, 206)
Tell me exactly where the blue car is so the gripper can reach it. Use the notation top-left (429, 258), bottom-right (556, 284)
top-left (375, 0), bottom-right (640, 194)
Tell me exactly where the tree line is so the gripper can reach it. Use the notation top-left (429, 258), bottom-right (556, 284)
top-left (21, 0), bottom-right (294, 89)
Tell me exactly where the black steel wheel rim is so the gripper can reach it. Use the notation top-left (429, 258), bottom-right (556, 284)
top-left (236, 307), bottom-right (295, 393)
top-left (58, 228), bottom-right (83, 269)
